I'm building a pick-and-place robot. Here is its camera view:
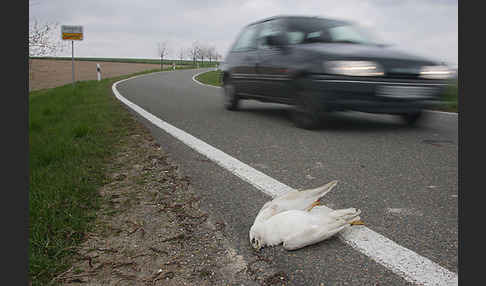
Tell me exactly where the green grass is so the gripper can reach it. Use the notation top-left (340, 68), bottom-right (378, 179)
top-left (195, 70), bottom-right (458, 113)
top-left (440, 80), bottom-right (458, 113)
top-left (28, 67), bottom-right (173, 285)
top-left (195, 70), bottom-right (223, 87)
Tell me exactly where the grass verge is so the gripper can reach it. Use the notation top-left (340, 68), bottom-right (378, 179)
top-left (439, 80), bottom-right (458, 113)
top-left (29, 67), bottom-right (172, 285)
top-left (195, 70), bottom-right (458, 113)
top-left (195, 70), bottom-right (222, 87)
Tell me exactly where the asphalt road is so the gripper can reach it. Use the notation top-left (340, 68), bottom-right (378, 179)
top-left (115, 68), bottom-right (458, 285)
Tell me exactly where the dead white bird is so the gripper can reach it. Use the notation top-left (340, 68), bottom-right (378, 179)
top-left (249, 180), bottom-right (363, 251)
top-left (253, 180), bottom-right (339, 224)
top-left (250, 206), bottom-right (361, 250)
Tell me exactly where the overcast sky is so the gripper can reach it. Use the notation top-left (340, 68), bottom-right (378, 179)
top-left (29, 0), bottom-right (458, 67)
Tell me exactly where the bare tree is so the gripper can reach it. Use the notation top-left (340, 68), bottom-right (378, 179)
top-left (157, 41), bottom-right (170, 70)
top-left (216, 52), bottom-right (223, 62)
top-left (29, 18), bottom-right (65, 81)
top-left (206, 46), bottom-right (217, 64)
top-left (29, 19), bottom-right (64, 58)
top-left (198, 44), bottom-right (209, 65)
top-left (178, 47), bottom-right (186, 64)
top-left (214, 52), bottom-right (222, 64)
top-left (189, 41), bottom-right (201, 65)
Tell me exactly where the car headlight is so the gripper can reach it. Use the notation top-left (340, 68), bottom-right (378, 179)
top-left (324, 61), bottom-right (384, 76)
top-left (419, 65), bottom-right (453, 79)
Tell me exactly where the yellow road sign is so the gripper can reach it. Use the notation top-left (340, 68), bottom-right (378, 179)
top-left (62, 33), bottom-right (83, 40)
top-left (61, 25), bottom-right (83, 41)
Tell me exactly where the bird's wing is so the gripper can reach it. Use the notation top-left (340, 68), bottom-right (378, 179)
top-left (281, 180), bottom-right (337, 202)
top-left (282, 222), bottom-right (347, 251)
top-left (281, 207), bottom-right (360, 251)
top-left (295, 180), bottom-right (338, 200)
top-left (254, 181), bottom-right (338, 223)
top-left (254, 199), bottom-right (284, 222)
top-left (273, 180), bottom-right (339, 211)
top-left (254, 189), bottom-right (302, 222)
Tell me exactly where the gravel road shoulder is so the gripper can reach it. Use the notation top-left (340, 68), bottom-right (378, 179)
top-left (53, 105), bottom-right (286, 286)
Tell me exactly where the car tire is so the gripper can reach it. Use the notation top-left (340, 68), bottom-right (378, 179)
top-left (223, 81), bottom-right (239, 111)
top-left (400, 111), bottom-right (424, 126)
top-left (291, 91), bottom-right (322, 130)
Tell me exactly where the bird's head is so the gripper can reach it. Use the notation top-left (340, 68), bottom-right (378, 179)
top-left (249, 224), bottom-right (264, 251)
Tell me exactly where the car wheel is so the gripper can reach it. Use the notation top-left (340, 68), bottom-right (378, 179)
top-left (291, 91), bottom-right (322, 130)
top-left (223, 81), bottom-right (239, 111)
top-left (400, 111), bottom-right (423, 126)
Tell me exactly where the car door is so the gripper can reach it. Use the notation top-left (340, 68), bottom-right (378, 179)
top-left (255, 19), bottom-right (293, 103)
top-left (226, 24), bottom-right (260, 96)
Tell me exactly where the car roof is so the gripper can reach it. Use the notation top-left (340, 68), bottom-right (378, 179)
top-left (246, 15), bottom-right (350, 27)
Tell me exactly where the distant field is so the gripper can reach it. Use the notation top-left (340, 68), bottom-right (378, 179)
top-left (29, 58), bottom-right (218, 91)
top-left (31, 56), bottom-right (220, 66)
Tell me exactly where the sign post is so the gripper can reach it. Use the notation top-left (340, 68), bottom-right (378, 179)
top-left (71, 40), bottom-right (74, 87)
top-left (61, 25), bottom-right (83, 88)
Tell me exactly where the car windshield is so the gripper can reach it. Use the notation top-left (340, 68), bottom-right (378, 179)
top-left (285, 18), bottom-right (382, 45)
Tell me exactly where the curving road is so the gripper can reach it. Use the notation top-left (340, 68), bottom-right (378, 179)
top-left (114, 68), bottom-right (458, 285)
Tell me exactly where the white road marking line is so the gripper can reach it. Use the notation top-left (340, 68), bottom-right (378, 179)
top-left (114, 76), bottom-right (291, 198)
top-left (424, 110), bottom-right (458, 116)
top-left (112, 73), bottom-right (458, 286)
top-left (340, 226), bottom-right (457, 286)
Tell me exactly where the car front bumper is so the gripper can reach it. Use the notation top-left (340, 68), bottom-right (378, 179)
top-left (305, 75), bottom-right (450, 114)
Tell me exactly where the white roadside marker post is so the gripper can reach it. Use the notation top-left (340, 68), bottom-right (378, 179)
top-left (71, 40), bottom-right (75, 87)
top-left (97, 64), bottom-right (101, 81)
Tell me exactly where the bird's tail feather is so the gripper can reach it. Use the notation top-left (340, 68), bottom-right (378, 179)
top-left (300, 180), bottom-right (338, 200)
top-left (329, 208), bottom-right (361, 224)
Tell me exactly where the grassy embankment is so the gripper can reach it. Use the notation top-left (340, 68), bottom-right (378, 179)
top-left (441, 80), bottom-right (458, 112)
top-left (195, 69), bottom-right (223, 86)
top-left (195, 70), bottom-right (458, 113)
top-left (28, 67), bottom-right (182, 285)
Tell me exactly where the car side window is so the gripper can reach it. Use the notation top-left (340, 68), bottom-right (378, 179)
top-left (257, 20), bottom-right (286, 49)
top-left (287, 31), bottom-right (305, 44)
top-left (231, 25), bottom-right (259, 52)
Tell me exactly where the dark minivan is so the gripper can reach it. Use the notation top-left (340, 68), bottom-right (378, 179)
top-left (221, 15), bottom-right (453, 129)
